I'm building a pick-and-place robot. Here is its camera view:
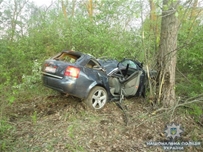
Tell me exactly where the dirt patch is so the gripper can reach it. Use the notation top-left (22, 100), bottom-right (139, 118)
top-left (3, 95), bottom-right (203, 152)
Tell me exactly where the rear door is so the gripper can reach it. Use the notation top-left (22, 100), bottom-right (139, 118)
top-left (84, 59), bottom-right (106, 81)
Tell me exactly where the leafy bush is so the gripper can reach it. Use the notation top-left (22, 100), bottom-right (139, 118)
top-left (0, 119), bottom-right (13, 151)
top-left (13, 60), bottom-right (41, 90)
top-left (188, 104), bottom-right (203, 122)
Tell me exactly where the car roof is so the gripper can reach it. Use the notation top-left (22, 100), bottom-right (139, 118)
top-left (60, 50), bottom-right (101, 66)
top-left (62, 50), bottom-right (84, 57)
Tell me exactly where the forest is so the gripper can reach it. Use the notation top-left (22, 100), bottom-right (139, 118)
top-left (0, 0), bottom-right (203, 151)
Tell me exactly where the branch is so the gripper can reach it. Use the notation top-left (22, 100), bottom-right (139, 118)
top-left (178, 98), bottom-right (203, 107)
top-left (183, 93), bottom-right (203, 102)
top-left (151, 94), bottom-right (203, 119)
top-left (133, 95), bottom-right (203, 127)
top-left (176, 67), bottom-right (192, 83)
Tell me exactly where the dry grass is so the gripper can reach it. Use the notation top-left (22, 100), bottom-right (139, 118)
top-left (1, 95), bottom-right (203, 152)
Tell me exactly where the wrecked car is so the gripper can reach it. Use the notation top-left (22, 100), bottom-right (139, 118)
top-left (41, 50), bottom-right (152, 110)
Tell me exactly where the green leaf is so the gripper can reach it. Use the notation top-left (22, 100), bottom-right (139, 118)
top-left (175, 12), bottom-right (178, 17)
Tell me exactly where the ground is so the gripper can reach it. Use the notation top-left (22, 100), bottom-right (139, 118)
top-left (1, 94), bottom-right (203, 152)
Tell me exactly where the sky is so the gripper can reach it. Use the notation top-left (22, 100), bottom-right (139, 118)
top-left (32, 0), bottom-right (53, 6)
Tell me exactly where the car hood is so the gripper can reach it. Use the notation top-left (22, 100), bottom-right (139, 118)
top-left (97, 59), bottom-right (119, 74)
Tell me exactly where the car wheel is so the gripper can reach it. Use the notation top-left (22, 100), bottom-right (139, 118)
top-left (85, 86), bottom-right (107, 110)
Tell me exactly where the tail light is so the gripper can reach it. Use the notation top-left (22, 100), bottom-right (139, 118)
top-left (64, 66), bottom-right (80, 78)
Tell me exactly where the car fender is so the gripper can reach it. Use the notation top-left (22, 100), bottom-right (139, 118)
top-left (85, 81), bottom-right (98, 96)
top-left (83, 81), bottom-right (101, 99)
top-left (84, 81), bottom-right (111, 100)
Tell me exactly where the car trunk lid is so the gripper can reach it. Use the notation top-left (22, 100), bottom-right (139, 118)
top-left (42, 51), bottom-right (82, 78)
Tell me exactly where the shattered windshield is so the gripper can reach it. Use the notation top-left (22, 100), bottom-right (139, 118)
top-left (121, 59), bottom-right (138, 69)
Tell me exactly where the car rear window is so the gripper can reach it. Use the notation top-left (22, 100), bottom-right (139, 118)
top-left (54, 52), bottom-right (81, 63)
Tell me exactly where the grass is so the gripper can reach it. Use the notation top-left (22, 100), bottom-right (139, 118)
top-left (31, 111), bottom-right (38, 124)
top-left (0, 84), bottom-right (202, 152)
top-left (0, 118), bottom-right (14, 152)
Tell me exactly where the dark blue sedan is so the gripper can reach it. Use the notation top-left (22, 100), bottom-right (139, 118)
top-left (42, 50), bottom-right (149, 110)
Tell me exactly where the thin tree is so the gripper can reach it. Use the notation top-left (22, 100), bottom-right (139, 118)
top-left (10, 0), bottom-right (28, 42)
top-left (188, 0), bottom-right (201, 38)
top-left (86, 0), bottom-right (93, 19)
top-left (149, 0), bottom-right (159, 48)
top-left (61, 0), bottom-right (68, 20)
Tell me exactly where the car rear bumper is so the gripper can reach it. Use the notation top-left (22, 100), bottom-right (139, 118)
top-left (42, 73), bottom-right (86, 98)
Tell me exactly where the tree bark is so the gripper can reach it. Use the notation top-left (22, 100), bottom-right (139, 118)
top-left (87, 0), bottom-right (93, 19)
top-left (149, 0), bottom-right (158, 41)
top-left (190, 0), bottom-right (198, 18)
top-left (188, 0), bottom-right (200, 37)
top-left (156, 0), bottom-right (179, 107)
top-left (61, 0), bottom-right (68, 19)
top-left (10, 0), bottom-right (27, 42)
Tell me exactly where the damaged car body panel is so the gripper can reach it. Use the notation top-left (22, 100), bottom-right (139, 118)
top-left (42, 51), bottom-right (110, 99)
top-left (42, 50), bottom-right (153, 110)
top-left (98, 58), bottom-right (146, 97)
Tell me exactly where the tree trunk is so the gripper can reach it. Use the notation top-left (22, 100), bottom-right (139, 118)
top-left (156, 0), bottom-right (179, 107)
top-left (188, 0), bottom-right (200, 37)
top-left (87, 0), bottom-right (93, 19)
top-left (149, 0), bottom-right (158, 43)
top-left (61, 0), bottom-right (68, 19)
top-left (190, 0), bottom-right (198, 18)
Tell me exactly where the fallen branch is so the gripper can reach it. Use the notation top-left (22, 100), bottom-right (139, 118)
top-left (135, 95), bottom-right (203, 126)
top-left (182, 93), bottom-right (203, 102)
top-left (177, 98), bottom-right (203, 107)
top-left (152, 95), bottom-right (203, 115)
top-left (176, 68), bottom-right (192, 83)
top-left (170, 98), bottom-right (181, 122)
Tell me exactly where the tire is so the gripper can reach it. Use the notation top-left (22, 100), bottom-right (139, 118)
top-left (84, 86), bottom-right (108, 110)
